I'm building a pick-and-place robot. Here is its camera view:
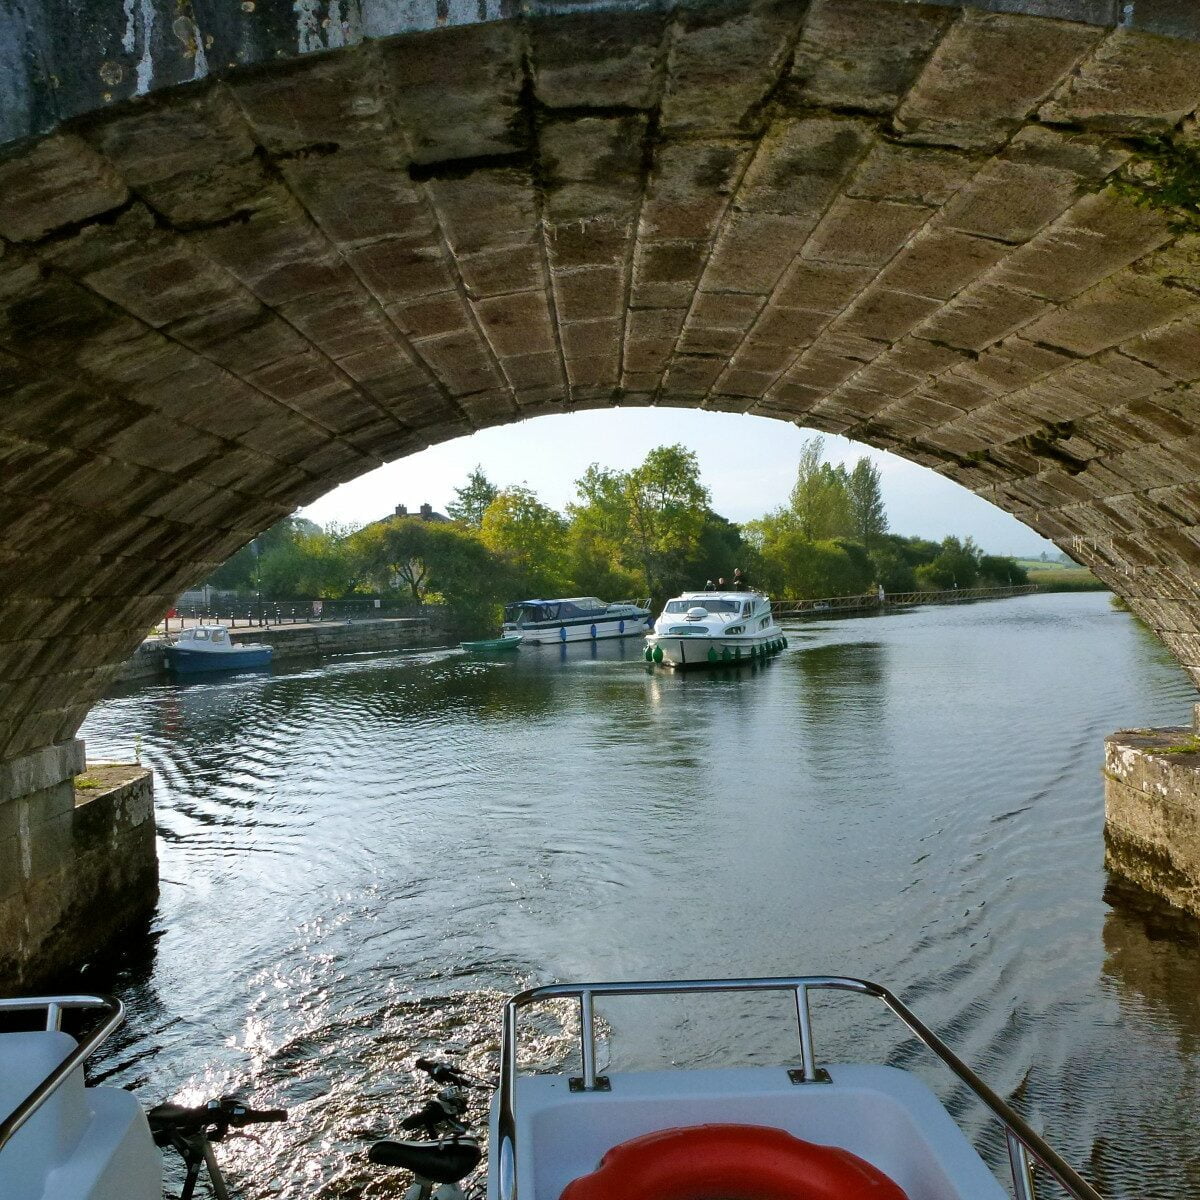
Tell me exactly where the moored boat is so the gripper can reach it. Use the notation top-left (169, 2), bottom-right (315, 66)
top-left (502, 597), bottom-right (651, 645)
top-left (460, 634), bottom-right (522, 652)
top-left (645, 590), bottom-right (784, 667)
top-left (164, 625), bottom-right (272, 675)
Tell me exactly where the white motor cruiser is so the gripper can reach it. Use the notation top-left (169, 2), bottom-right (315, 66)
top-left (502, 598), bottom-right (651, 645)
top-left (645, 590), bottom-right (784, 667)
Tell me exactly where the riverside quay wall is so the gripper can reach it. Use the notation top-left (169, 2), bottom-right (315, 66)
top-left (0, 746), bottom-right (157, 990)
top-left (115, 616), bottom-right (444, 684)
top-left (1105, 715), bottom-right (1200, 921)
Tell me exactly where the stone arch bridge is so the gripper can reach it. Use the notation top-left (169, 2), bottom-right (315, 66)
top-left (4, 0), bottom-right (1200, 975)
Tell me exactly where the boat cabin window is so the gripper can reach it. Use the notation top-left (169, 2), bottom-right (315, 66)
top-left (664, 598), bottom-right (741, 614)
top-left (193, 629), bottom-right (209, 641)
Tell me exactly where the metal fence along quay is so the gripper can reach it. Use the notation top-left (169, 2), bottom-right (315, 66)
top-left (772, 584), bottom-right (1040, 618)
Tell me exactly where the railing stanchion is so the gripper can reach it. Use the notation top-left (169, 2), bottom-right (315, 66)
top-left (1007, 1130), bottom-right (1038, 1200)
top-left (794, 985), bottom-right (818, 1081)
top-left (580, 991), bottom-right (598, 1091)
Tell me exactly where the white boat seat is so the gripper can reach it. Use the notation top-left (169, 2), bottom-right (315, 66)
top-left (0, 1031), bottom-right (160, 1200)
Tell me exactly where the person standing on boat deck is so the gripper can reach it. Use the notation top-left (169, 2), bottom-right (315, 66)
top-left (733, 568), bottom-right (747, 591)
top-left (716, 577), bottom-right (727, 589)
top-left (704, 580), bottom-right (716, 591)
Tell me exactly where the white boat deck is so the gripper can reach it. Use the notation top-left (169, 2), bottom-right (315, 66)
top-left (0, 1031), bottom-right (159, 1200)
top-left (490, 1064), bottom-right (1005, 1200)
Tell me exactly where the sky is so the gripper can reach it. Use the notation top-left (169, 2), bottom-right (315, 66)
top-left (300, 407), bottom-right (1058, 558)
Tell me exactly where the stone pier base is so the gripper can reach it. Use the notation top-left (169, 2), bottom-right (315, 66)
top-left (0, 741), bottom-right (158, 991)
top-left (1105, 713), bottom-right (1200, 921)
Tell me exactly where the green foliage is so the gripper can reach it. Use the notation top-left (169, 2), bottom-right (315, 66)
top-left (205, 516), bottom-right (320, 591)
top-left (914, 536), bottom-right (982, 591)
top-left (1113, 135), bottom-right (1200, 234)
top-left (789, 436), bottom-right (853, 541)
top-left (447, 465), bottom-right (499, 528)
top-left (568, 444), bottom-right (712, 599)
top-left (765, 533), bottom-right (874, 599)
top-left (348, 517), bottom-right (506, 630)
top-left (978, 554), bottom-right (1028, 587)
top-left (256, 524), bottom-right (359, 599)
top-left (480, 486), bottom-right (570, 597)
top-left (847, 458), bottom-right (887, 551)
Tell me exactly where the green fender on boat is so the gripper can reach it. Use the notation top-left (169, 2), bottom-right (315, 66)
top-left (782, 635), bottom-right (788, 648)
top-left (644, 646), bottom-right (652, 662)
top-left (722, 647), bottom-right (732, 662)
top-left (652, 645), bottom-right (663, 663)
top-left (708, 647), bottom-right (719, 663)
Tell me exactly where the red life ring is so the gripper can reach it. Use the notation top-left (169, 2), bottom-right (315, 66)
top-left (559, 1124), bottom-right (910, 1200)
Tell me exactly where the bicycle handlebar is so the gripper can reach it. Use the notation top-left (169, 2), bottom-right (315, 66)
top-left (415, 1057), bottom-right (492, 1089)
top-left (148, 1096), bottom-right (288, 1139)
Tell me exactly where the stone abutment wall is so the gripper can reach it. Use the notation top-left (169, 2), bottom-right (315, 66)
top-left (0, 749), bottom-right (157, 989)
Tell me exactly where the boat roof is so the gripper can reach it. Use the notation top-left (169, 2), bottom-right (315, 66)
top-left (512, 596), bottom-right (607, 606)
top-left (671, 591), bottom-right (766, 603)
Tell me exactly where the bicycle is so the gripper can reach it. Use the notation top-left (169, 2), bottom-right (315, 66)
top-left (147, 1095), bottom-right (288, 1200)
top-left (368, 1057), bottom-right (491, 1200)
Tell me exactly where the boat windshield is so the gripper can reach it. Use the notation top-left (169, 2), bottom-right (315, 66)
top-left (663, 599), bottom-right (741, 614)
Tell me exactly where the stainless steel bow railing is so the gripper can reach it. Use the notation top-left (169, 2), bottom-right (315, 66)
top-left (0, 994), bottom-right (125, 1154)
top-left (496, 974), bottom-right (1105, 1200)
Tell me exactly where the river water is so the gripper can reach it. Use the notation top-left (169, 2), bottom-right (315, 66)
top-left (78, 592), bottom-right (1200, 1200)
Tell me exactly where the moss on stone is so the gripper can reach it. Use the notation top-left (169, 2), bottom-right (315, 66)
top-left (1156, 735), bottom-right (1200, 756)
top-left (1114, 135), bottom-right (1200, 234)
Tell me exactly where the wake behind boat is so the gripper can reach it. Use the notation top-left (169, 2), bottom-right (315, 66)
top-left (502, 597), bottom-right (651, 645)
top-left (645, 590), bottom-right (784, 668)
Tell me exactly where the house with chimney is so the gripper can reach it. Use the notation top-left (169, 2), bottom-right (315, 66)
top-left (391, 502), bottom-right (450, 522)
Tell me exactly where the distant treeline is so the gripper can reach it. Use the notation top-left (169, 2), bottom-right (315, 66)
top-left (203, 438), bottom-right (1036, 630)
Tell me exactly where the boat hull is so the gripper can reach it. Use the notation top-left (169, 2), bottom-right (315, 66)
top-left (461, 636), bottom-right (521, 652)
top-left (646, 629), bottom-right (784, 668)
top-left (165, 646), bottom-right (273, 674)
top-left (515, 616), bottom-right (652, 645)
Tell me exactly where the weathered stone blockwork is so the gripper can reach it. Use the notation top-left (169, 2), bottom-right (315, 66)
top-left (0, 749), bottom-right (157, 989)
top-left (4, 0), bottom-right (1200, 776)
top-left (1105, 727), bottom-right (1200, 919)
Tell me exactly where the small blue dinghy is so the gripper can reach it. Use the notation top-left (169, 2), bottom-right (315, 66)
top-left (165, 625), bottom-right (272, 675)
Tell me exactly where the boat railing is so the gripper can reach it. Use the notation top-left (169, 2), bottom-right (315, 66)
top-left (497, 975), bottom-right (1103, 1200)
top-left (0, 994), bottom-right (125, 1154)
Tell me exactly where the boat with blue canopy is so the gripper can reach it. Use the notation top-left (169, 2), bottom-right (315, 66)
top-left (502, 597), bottom-right (651, 645)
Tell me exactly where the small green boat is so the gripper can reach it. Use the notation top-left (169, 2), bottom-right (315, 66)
top-left (460, 634), bottom-right (522, 652)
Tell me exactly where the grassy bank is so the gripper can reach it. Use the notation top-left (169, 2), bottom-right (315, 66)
top-left (1015, 560), bottom-right (1108, 593)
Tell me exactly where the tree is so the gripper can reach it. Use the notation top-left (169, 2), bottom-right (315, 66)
top-left (255, 524), bottom-right (359, 598)
top-left (568, 445), bottom-right (712, 599)
top-left (350, 517), bottom-right (437, 601)
top-left (480, 486), bottom-right (570, 597)
top-left (347, 518), bottom-right (507, 631)
top-left (205, 515), bottom-right (320, 591)
top-left (624, 445), bottom-right (711, 597)
top-left (915, 536), bottom-right (981, 591)
top-left (978, 555), bottom-right (1028, 587)
top-left (847, 458), bottom-right (888, 551)
top-left (447, 465), bottom-right (499, 528)
top-left (789, 436), bottom-right (853, 541)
